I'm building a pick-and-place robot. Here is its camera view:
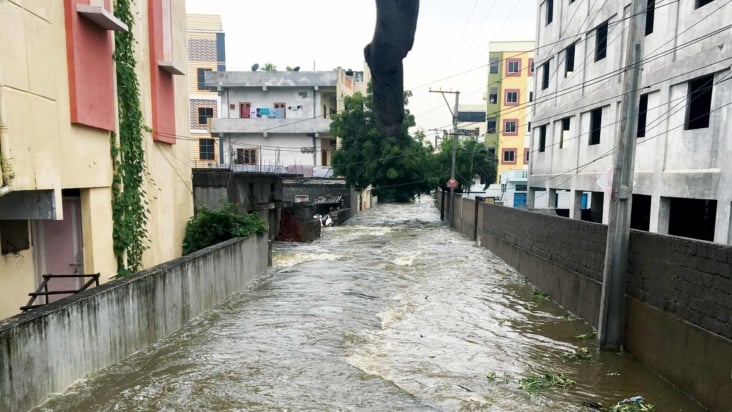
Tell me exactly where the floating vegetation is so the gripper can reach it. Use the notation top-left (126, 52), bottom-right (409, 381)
top-left (532, 290), bottom-right (551, 302)
top-left (519, 373), bottom-right (575, 393)
top-left (562, 347), bottom-right (592, 362)
top-left (574, 331), bottom-right (596, 340)
top-left (563, 314), bottom-right (579, 321)
top-left (485, 372), bottom-right (511, 384)
top-left (609, 396), bottom-right (655, 411)
top-left (606, 371), bottom-right (622, 377)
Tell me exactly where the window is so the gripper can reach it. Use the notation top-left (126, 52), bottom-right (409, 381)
top-left (274, 102), bottom-right (286, 119)
top-left (546, 0), bottom-right (554, 25)
top-left (637, 93), bottom-right (649, 137)
top-left (489, 87), bottom-right (499, 104)
top-left (695, 0), bottom-right (714, 8)
top-left (502, 148), bottom-right (517, 164)
top-left (506, 58), bottom-right (521, 76)
top-left (542, 61), bottom-right (550, 89)
top-left (197, 107), bottom-right (214, 125)
top-left (529, 58), bottom-right (535, 76)
top-left (236, 148), bottom-right (257, 165)
top-left (504, 119), bottom-right (518, 135)
top-left (529, 91), bottom-right (534, 102)
top-left (538, 125), bottom-right (547, 152)
top-left (487, 117), bottom-right (497, 134)
top-left (589, 107), bottom-right (602, 145)
top-left (199, 138), bottom-right (215, 160)
top-left (0, 221), bottom-right (30, 255)
top-left (528, 122), bottom-right (532, 132)
top-left (565, 43), bottom-right (575, 76)
top-left (560, 116), bottom-right (571, 148)
top-left (595, 21), bottom-right (609, 62)
top-left (685, 74), bottom-right (714, 130)
top-left (645, 0), bottom-right (655, 35)
top-left (524, 148), bottom-right (530, 163)
top-left (197, 68), bottom-right (212, 90)
top-left (489, 57), bottom-right (500, 74)
top-left (505, 89), bottom-right (520, 105)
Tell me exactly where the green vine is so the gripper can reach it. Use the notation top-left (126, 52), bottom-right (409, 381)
top-left (111, 0), bottom-right (149, 276)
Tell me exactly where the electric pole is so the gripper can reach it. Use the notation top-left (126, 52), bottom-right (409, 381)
top-left (597, 0), bottom-right (646, 350)
top-left (430, 89), bottom-right (460, 226)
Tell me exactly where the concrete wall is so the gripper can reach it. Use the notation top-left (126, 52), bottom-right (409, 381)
top-left (530, 0), bottom-right (732, 244)
top-left (446, 195), bottom-right (731, 411)
top-left (0, 235), bottom-right (269, 412)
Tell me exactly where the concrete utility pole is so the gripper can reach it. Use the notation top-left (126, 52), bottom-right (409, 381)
top-left (597, 0), bottom-right (646, 350)
top-left (430, 89), bottom-right (460, 226)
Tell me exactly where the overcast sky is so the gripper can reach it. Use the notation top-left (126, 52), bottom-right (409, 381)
top-left (185, 0), bottom-right (537, 137)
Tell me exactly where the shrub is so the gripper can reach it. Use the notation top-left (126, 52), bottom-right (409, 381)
top-left (182, 203), bottom-right (267, 254)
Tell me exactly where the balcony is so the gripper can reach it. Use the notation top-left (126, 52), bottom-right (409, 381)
top-left (210, 117), bottom-right (332, 135)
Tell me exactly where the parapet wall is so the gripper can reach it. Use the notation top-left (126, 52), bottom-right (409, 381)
top-left (0, 235), bottom-right (269, 412)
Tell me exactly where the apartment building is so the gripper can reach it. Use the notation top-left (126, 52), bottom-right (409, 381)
top-left (0, 0), bottom-right (193, 319)
top-left (528, 0), bottom-right (732, 244)
top-left (206, 68), bottom-right (366, 176)
top-left (486, 41), bottom-right (535, 183)
top-left (187, 14), bottom-right (225, 168)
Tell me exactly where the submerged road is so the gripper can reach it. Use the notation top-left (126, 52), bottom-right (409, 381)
top-left (38, 199), bottom-right (703, 411)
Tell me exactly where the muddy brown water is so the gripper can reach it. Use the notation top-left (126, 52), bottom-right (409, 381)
top-left (36, 199), bottom-right (705, 411)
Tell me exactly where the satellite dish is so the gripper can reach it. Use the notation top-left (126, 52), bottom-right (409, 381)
top-left (251, 63), bottom-right (259, 71)
top-left (293, 66), bottom-right (300, 72)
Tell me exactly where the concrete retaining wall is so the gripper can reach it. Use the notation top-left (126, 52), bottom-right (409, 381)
top-left (445, 195), bottom-right (731, 411)
top-left (0, 235), bottom-right (269, 412)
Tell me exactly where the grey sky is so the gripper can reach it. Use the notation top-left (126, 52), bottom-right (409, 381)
top-left (185, 0), bottom-right (537, 135)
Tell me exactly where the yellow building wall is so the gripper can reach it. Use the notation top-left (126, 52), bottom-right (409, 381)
top-left (497, 51), bottom-right (533, 180)
top-left (0, 0), bottom-right (193, 320)
top-left (0, 245), bottom-right (35, 319)
top-left (136, 0), bottom-right (194, 267)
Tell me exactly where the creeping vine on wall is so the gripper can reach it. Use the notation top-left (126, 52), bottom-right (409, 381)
top-left (111, 0), bottom-right (149, 276)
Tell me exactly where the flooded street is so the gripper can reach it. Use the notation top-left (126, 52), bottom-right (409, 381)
top-left (38, 199), bottom-right (704, 411)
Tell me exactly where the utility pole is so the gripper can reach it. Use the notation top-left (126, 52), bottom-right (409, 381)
top-left (430, 89), bottom-right (460, 226)
top-left (597, 0), bottom-right (646, 350)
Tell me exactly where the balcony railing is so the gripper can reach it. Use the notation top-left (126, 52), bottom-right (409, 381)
top-left (210, 117), bottom-right (332, 135)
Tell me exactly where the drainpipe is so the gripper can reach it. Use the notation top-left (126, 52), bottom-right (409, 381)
top-left (0, 69), bottom-right (13, 197)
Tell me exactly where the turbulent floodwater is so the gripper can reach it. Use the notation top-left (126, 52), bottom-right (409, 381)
top-left (37, 199), bottom-right (705, 411)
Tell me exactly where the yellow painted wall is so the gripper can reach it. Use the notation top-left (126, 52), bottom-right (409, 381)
top-left (496, 50), bottom-right (533, 180)
top-left (0, 246), bottom-right (35, 318)
top-left (0, 0), bottom-right (193, 320)
top-left (136, 0), bottom-right (194, 267)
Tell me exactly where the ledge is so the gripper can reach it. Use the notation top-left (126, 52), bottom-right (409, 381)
top-left (76, 4), bottom-right (128, 32)
top-left (158, 60), bottom-right (185, 75)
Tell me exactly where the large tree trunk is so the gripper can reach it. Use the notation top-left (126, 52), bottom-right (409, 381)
top-left (365, 0), bottom-right (419, 137)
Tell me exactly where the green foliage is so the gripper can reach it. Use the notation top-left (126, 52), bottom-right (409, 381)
top-left (574, 331), bottom-right (597, 340)
top-left (561, 347), bottom-right (592, 362)
top-left (331, 88), bottom-right (438, 202)
top-left (519, 373), bottom-right (575, 393)
top-left (182, 204), bottom-right (267, 255)
top-left (262, 62), bottom-right (277, 72)
top-left (434, 136), bottom-right (497, 192)
top-left (111, 0), bottom-right (148, 277)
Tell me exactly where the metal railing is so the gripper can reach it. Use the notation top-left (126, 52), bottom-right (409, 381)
top-left (20, 273), bottom-right (101, 312)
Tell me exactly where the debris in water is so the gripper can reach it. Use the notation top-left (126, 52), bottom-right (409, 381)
top-left (456, 384), bottom-right (473, 392)
top-left (532, 290), bottom-right (551, 302)
top-left (582, 400), bottom-right (603, 409)
top-left (574, 331), bottom-right (596, 340)
top-left (562, 347), bottom-right (592, 362)
top-left (519, 373), bottom-right (575, 393)
top-left (609, 396), bottom-right (655, 411)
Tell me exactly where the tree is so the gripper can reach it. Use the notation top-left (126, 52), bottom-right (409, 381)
top-left (330, 87), bottom-right (438, 202)
top-left (434, 136), bottom-right (497, 192)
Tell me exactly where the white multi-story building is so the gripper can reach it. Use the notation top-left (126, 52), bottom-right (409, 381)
top-left (206, 69), bottom-right (365, 176)
top-left (528, 0), bottom-right (732, 244)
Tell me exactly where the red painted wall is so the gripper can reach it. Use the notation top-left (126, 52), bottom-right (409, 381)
top-left (64, 0), bottom-right (116, 131)
top-left (148, 0), bottom-right (176, 144)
